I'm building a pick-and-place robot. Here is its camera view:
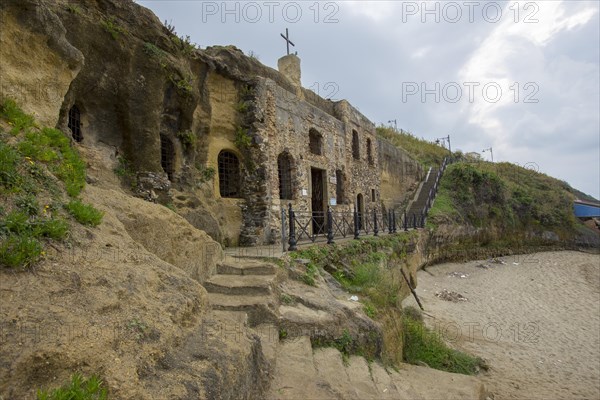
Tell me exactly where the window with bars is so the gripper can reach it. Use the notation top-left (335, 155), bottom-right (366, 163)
top-left (367, 138), bottom-right (373, 165)
top-left (160, 135), bottom-right (175, 180)
top-left (309, 128), bottom-right (322, 155)
top-left (218, 150), bottom-right (241, 198)
top-left (278, 152), bottom-right (293, 200)
top-left (68, 105), bottom-right (83, 142)
top-left (336, 169), bottom-right (344, 204)
top-left (352, 130), bottom-right (360, 160)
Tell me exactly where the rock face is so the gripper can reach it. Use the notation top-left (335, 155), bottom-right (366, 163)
top-left (1, 0), bottom-right (422, 247)
top-left (0, 0), bottom-right (84, 127)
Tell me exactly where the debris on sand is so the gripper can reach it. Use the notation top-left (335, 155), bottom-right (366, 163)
top-left (490, 258), bottom-right (507, 265)
top-left (435, 289), bottom-right (468, 302)
top-left (476, 263), bottom-right (493, 269)
top-left (448, 271), bottom-right (469, 278)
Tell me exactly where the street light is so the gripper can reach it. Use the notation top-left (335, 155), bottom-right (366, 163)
top-left (435, 135), bottom-right (452, 154)
top-left (482, 147), bottom-right (494, 162)
top-left (388, 119), bottom-right (397, 131)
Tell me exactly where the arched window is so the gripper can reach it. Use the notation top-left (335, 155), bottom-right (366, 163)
top-left (335, 170), bottom-right (344, 204)
top-left (278, 152), bottom-right (293, 200)
top-left (68, 105), bottom-right (83, 142)
top-left (367, 138), bottom-right (373, 165)
top-left (352, 130), bottom-right (360, 160)
top-left (160, 135), bottom-right (175, 180)
top-left (218, 150), bottom-right (241, 198)
top-left (309, 128), bottom-right (322, 155)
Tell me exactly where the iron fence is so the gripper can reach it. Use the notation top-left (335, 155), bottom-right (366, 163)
top-left (281, 156), bottom-right (452, 252)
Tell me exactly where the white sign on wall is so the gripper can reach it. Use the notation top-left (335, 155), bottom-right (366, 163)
top-left (330, 198), bottom-right (337, 206)
top-left (302, 189), bottom-right (308, 196)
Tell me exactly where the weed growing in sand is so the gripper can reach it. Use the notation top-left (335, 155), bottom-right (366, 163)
top-left (37, 372), bottom-right (107, 400)
top-left (66, 200), bottom-right (104, 226)
top-left (402, 307), bottom-right (485, 375)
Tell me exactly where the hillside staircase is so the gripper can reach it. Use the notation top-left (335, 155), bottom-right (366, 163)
top-left (406, 157), bottom-right (450, 223)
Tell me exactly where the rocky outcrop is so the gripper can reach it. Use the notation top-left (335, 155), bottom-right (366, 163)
top-left (0, 0), bottom-right (84, 127)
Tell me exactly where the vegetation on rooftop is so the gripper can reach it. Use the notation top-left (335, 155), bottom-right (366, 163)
top-left (376, 126), bottom-right (449, 168)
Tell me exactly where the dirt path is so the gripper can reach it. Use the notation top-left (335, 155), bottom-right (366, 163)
top-left (403, 251), bottom-right (600, 400)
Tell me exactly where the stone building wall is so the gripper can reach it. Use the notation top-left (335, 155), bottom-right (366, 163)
top-left (248, 75), bottom-right (380, 243)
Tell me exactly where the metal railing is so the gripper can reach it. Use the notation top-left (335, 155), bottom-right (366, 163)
top-left (282, 204), bottom-right (426, 251)
top-left (422, 156), bottom-right (450, 218)
top-left (280, 157), bottom-right (452, 252)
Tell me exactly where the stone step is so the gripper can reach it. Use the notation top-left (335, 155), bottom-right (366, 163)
top-left (369, 362), bottom-right (403, 399)
top-left (389, 364), bottom-right (487, 400)
top-left (267, 336), bottom-right (336, 399)
top-left (204, 274), bottom-right (275, 296)
top-left (313, 347), bottom-right (356, 399)
top-left (208, 292), bottom-right (278, 326)
top-left (345, 355), bottom-right (380, 399)
top-left (217, 262), bottom-right (277, 276)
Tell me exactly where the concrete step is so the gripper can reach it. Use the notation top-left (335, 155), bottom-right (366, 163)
top-left (217, 262), bottom-right (277, 276)
top-left (204, 274), bottom-right (275, 296)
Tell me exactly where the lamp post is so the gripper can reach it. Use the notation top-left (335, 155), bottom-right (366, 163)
top-left (388, 119), bottom-right (397, 132)
top-left (482, 147), bottom-right (494, 162)
top-left (435, 135), bottom-right (452, 154)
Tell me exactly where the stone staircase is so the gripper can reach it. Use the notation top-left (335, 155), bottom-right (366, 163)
top-left (407, 167), bottom-right (439, 220)
top-left (205, 257), bottom-right (280, 327)
top-left (267, 335), bottom-right (486, 400)
top-left (205, 256), bottom-right (487, 400)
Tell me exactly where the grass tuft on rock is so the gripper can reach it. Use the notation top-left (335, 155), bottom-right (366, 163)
top-left (37, 373), bottom-right (107, 400)
top-left (0, 98), bottom-right (101, 268)
top-left (66, 200), bottom-right (104, 227)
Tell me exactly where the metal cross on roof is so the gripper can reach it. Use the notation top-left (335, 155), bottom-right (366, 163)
top-left (280, 28), bottom-right (295, 55)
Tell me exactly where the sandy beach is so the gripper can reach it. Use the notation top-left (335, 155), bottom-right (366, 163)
top-left (403, 251), bottom-right (600, 400)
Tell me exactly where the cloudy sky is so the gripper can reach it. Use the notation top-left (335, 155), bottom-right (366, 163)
top-left (138, 0), bottom-right (599, 199)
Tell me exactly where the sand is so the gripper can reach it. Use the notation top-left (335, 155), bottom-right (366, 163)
top-left (403, 251), bottom-right (600, 400)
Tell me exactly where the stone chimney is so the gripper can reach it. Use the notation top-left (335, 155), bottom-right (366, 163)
top-left (278, 54), bottom-right (301, 88)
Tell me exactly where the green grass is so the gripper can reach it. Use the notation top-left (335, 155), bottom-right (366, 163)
top-left (377, 126), bottom-right (449, 168)
top-left (0, 233), bottom-right (43, 268)
top-left (0, 99), bottom-right (35, 135)
top-left (37, 373), bottom-right (107, 400)
top-left (427, 160), bottom-right (579, 234)
top-left (101, 16), bottom-right (127, 40)
top-left (0, 99), bottom-right (101, 268)
top-left (402, 310), bottom-right (484, 375)
top-left (66, 200), bottom-right (104, 226)
top-left (17, 127), bottom-right (86, 197)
